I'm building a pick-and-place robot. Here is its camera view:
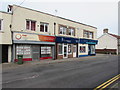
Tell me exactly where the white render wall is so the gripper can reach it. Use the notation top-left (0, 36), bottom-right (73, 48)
top-left (12, 5), bottom-right (97, 40)
top-left (0, 12), bottom-right (12, 44)
top-left (96, 33), bottom-right (117, 49)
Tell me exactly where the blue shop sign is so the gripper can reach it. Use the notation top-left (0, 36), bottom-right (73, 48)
top-left (56, 36), bottom-right (79, 44)
top-left (80, 38), bottom-right (98, 44)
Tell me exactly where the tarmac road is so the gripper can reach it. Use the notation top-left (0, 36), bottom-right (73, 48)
top-left (2, 54), bottom-right (118, 88)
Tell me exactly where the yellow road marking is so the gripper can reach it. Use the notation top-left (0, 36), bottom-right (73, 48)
top-left (94, 74), bottom-right (120, 90)
top-left (100, 77), bottom-right (119, 90)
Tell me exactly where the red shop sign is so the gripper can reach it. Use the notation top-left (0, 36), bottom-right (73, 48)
top-left (38, 35), bottom-right (55, 42)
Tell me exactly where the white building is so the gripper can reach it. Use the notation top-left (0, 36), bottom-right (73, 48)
top-left (0, 5), bottom-right (98, 63)
top-left (96, 29), bottom-right (120, 54)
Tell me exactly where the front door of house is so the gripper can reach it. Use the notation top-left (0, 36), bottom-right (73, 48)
top-left (63, 45), bottom-right (68, 58)
top-left (73, 45), bottom-right (77, 57)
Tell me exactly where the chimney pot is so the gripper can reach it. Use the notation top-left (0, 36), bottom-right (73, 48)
top-left (103, 28), bottom-right (108, 34)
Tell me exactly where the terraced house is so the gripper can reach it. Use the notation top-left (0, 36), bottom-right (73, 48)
top-left (0, 5), bottom-right (98, 63)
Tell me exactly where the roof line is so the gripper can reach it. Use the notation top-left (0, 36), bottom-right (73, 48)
top-left (0, 11), bottom-right (12, 15)
top-left (12, 4), bottom-right (97, 29)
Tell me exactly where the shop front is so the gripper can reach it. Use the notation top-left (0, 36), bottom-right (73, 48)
top-left (12, 32), bottom-right (55, 62)
top-left (79, 38), bottom-right (98, 57)
top-left (56, 36), bottom-right (79, 59)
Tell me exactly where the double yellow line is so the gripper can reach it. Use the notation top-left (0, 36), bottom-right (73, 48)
top-left (94, 74), bottom-right (120, 90)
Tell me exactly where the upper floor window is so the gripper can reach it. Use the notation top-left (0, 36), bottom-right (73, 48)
top-left (40, 22), bottom-right (48, 32)
top-left (0, 19), bottom-right (3, 31)
top-left (26, 20), bottom-right (36, 31)
top-left (83, 30), bottom-right (93, 39)
top-left (89, 32), bottom-right (93, 39)
top-left (59, 25), bottom-right (67, 35)
top-left (68, 27), bottom-right (75, 36)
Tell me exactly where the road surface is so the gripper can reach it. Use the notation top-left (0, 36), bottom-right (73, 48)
top-left (2, 54), bottom-right (118, 88)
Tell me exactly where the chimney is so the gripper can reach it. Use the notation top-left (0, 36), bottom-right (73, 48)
top-left (103, 28), bottom-right (108, 34)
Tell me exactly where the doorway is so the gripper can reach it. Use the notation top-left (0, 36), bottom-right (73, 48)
top-left (88, 45), bottom-right (95, 55)
top-left (32, 45), bottom-right (40, 61)
top-left (2, 45), bottom-right (8, 63)
top-left (63, 45), bottom-right (68, 58)
top-left (73, 45), bottom-right (77, 57)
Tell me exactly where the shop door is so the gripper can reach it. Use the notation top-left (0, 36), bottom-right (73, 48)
top-left (32, 45), bottom-right (40, 60)
top-left (63, 45), bottom-right (68, 58)
top-left (88, 45), bottom-right (95, 55)
top-left (73, 45), bottom-right (77, 57)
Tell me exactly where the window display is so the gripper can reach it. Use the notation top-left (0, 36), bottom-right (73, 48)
top-left (41, 46), bottom-right (52, 57)
top-left (80, 46), bottom-right (86, 53)
top-left (68, 44), bottom-right (72, 53)
top-left (16, 45), bottom-right (31, 59)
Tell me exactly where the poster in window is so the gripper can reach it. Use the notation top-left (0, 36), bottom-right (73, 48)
top-left (68, 45), bottom-right (72, 53)
top-left (16, 46), bottom-right (24, 55)
top-left (80, 46), bottom-right (86, 53)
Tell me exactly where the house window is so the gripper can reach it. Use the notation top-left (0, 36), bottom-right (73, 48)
top-left (0, 19), bottom-right (3, 31)
top-left (84, 31), bottom-right (89, 38)
top-left (83, 30), bottom-right (93, 39)
top-left (31, 21), bottom-right (36, 31)
top-left (40, 22), bottom-right (48, 32)
top-left (68, 44), bottom-right (72, 54)
top-left (59, 25), bottom-right (67, 35)
top-left (68, 28), bottom-right (75, 36)
top-left (80, 46), bottom-right (86, 53)
top-left (26, 20), bottom-right (36, 31)
top-left (58, 44), bottom-right (63, 54)
top-left (89, 32), bottom-right (93, 39)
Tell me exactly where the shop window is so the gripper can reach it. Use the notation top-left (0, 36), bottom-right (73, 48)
top-left (0, 19), bottom-right (3, 31)
top-left (68, 44), bottom-right (72, 54)
top-left (80, 46), bottom-right (86, 53)
top-left (90, 45), bottom-right (95, 54)
top-left (59, 25), bottom-right (67, 35)
top-left (40, 22), bottom-right (48, 32)
top-left (58, 44), bottom-right (63, 54)
top-left (16, 45), bottom-right (32, 59)
top-left (26, 20), bottom-right (36, 31)
top-left (41, 46), bottom-right (52, 57)
top-left (68, 28), bottom-right (75, 36)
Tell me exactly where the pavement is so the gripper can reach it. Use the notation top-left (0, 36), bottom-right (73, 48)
top-left (2, 54), bottom-right (109, 70)
top-left (1, 54), bottom-right (119, 88)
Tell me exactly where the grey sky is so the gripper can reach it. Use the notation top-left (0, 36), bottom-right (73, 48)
top-left (0, 0), bottom-right (118, 37)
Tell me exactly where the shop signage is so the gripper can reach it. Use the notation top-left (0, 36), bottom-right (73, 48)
top-left (80, 39), bottom-right (98, 44)
top-left (38, 35), bottom-right (55, 42)
top-left (56, 36), bottom-right (79, 44)
top-left (13, 32), bottom-right (55, 42)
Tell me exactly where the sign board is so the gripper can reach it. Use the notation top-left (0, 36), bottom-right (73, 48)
top-left (13, 32), bottom-right (55, 42)
top-left (56, 36), bottom-right (79, 44)
top-left (80, 39), bottom-right (98, 45)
